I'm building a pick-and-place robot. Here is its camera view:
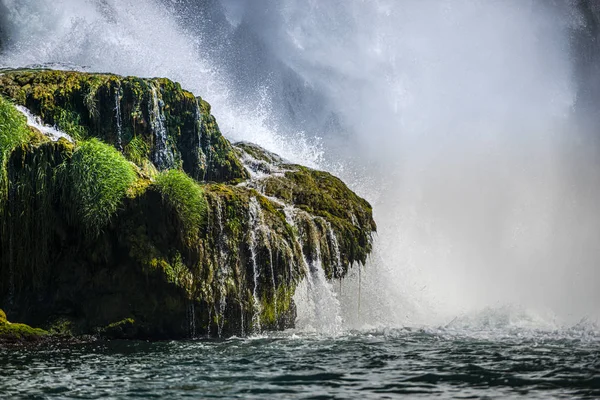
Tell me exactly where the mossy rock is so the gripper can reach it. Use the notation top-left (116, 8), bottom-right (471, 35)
top-left (0, 311), bottom-right (48, 344)
top-left (0, 69), bottom-right (248, 183)
top-left (235, 142), bottom-right (376, 278)
top-left (0, 70), bottom-right (376, 339)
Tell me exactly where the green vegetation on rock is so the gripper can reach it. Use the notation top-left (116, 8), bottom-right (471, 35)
top-left (0, 95), bottom-right (30, 163)
top-left (235, 142), bottom-right (376, 279)
top-left (153, 169), bottom-right (207, 245)
top-left (0, 309), bottom-right (48, 344)
top-left (100, 317), bottom-right (137, 339)
top-left (0, 95), bottom-right (32, 208)
top-left (65, 138), bottom-right (137, 236)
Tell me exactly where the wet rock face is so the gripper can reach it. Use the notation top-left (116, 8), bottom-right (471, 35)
top-left (0, 70), bottom-right (376, 339)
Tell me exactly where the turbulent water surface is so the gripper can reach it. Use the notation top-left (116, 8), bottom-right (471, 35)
top-left (1, 328), bottom-right (599, 399)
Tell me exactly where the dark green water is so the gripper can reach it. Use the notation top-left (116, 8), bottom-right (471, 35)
top-left (1, 328), bottom-right (598, 399)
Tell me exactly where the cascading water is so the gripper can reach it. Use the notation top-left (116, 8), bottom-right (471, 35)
top-left (325, 221), bottom-right (343, 279)
top-left (214, 197), bottom-right (227, 338)
top-left (149, 83), bottom-right (174, 170)
top-left (114, 83), bottom-right (123, 151)
top-left (236, 143), bottom-right (344, 333)
top-left (15, 105), bottom-right (74, 142)
top-left (247, 197), bottom-right (263, 333)
top-left (1, 0), bottom-right (599, 333)
top-left (282, 207), bottom-right (343, 334)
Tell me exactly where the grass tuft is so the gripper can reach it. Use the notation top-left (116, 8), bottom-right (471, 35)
top-left (0, 96), bottom-right (31, 197)
top-left (65, 138), bottom-right (136, 236)
top-left (153, 169), bottom-right (207, 244)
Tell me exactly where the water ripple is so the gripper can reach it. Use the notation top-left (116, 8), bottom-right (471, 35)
top-left (1, 329), bottom-right (599, 399)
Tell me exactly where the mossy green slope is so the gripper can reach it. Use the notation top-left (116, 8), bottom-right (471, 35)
top-left (65, 138), bottom-right (137, 237)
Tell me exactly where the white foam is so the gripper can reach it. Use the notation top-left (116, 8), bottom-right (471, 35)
top-left (15, 105), bottom-right (74, 143)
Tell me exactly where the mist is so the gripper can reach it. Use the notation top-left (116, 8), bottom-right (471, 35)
top-left (1, 0), bottom-right (599, 328)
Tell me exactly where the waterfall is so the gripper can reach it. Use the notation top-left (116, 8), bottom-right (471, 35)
top-left (248, 197), bottom-right (263, 333)
top-left (269, 246), bottom-right (277, 322)
top-left (239, 302), bottom-right (245, 337)
top-left (207, 307), bottom-right (212, 338)
top-left (284, 207), bottom-right (343, 334)
top-left (149, 83), bottom-right (173, 170)
top-left (7, 181), bottom-right (14, 308)
top-left (114, 84), bottom-right (123, 151)
top-left (325, 221), bottom-right (343, 279)
top-left (216, 298), bottom-right (226, 338)
top-left (213, 196), bottom-right (228, 338)
top-left (237, 140), bottom-right (344, 334)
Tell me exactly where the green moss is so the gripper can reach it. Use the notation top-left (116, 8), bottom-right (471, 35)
top-left (105, 317), bottom-right (135, 330)
top-left (0, 96), bottom-right (30, 162)
top-left (48, 317), bottom-right (74, 336)
top-left (54, 108), bottom-right (87, 140)
top-left (235, 141), bottom-right (283, 165)
top-left (0, 323), bottom-right (48, 340)
top-left (1, 139), bottom-right (75, 292)
top-left (124, 135), bottom-right (150, 166)
top-left (153, 169), bottom-right (207, 245)
top-left (64, 138), bottom-right (137, 236)
top-left (0, 312), bottom-right (48, 343)
top-left (234, 142), bottom-right (376, 279)
top-left (101, 317), bottom-right (137, 339)
top-left (265, 167), bottom-right (375, 274)
top-left (260, 279), bottom-right (296, 329)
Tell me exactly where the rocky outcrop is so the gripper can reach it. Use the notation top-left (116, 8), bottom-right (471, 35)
top-left (0, 69), bottom-right (375, 339)
top-left (0, 308), bottom-right (49, 345)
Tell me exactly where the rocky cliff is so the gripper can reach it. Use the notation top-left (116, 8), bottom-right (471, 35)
top-left (0, 69), bottom-right (375, 339)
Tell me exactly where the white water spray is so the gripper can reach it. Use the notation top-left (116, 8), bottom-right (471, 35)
top-left (15, 105), bottom-right (74, 143)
